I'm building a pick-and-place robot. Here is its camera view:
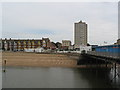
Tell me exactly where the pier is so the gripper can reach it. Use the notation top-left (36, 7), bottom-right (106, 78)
top-left (85, 51), bottom-right (120, 64)
top-left (78, 45), bottom-right (120, 64)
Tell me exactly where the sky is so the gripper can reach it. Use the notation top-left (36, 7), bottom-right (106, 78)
top-left (118, 2), bottom-right (120, 39)
top-left (1, 1), bottom-right (119, 45)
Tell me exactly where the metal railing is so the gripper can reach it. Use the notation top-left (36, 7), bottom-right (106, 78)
top-left (87, 51), bottom-right (120, 60)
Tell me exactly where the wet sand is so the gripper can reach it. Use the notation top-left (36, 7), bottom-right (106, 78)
top-left (2, 52), bottom-right (78, 67)
top-left (1, 52), bottom-right (120, 68)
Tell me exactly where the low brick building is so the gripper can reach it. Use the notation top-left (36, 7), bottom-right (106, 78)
top-left (114, 39), bottom-right (120, 45)
top-left (62, 40), bottom-right (71, 50)
top-left (117, 39), bottom-right (120, 45)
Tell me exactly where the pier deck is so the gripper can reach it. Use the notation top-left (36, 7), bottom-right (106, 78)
top-left (85, 51), bottom-right (120, 63)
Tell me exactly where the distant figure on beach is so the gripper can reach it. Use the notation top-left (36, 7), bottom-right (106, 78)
top-left (3, 60), bottom-right (7, 72)
top-left (4, 60), bottom-right (7, 65)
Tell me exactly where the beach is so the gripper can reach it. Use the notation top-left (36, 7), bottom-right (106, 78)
top-left (2, 52), bottom-right (78, 67)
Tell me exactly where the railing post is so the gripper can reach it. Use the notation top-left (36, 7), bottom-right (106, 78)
top-left (114, 63), bottom-right (116, 77)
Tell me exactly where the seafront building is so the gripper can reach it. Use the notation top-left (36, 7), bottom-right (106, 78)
top-left (74, 20), bottom-right (87, 49)
top-left (79, 46), bottom-right (92, 53)
top-left (62, 40), bottom-right (71, 50)
top-left (118, 39), bottom-right (120, 45)
top-left (0, 38), bottom-right (56, 51)
top-left (114, 39), bottom-right (120, 45)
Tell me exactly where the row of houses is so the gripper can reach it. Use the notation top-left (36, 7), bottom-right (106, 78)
top-left (3, 38), bottom-right (117, 53)
top-left (0, 38), bottom-right (97, 53)
top-left (0, 38), bottom-right (93, 53)
top-left (0, 38), bottom-right (57, 51)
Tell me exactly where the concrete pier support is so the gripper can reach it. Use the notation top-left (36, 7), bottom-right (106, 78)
top-left (114, 63), bottom-right (117, 78)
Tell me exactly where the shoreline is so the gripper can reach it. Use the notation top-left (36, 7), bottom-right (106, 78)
top-left (1, 52), bottom-right (120, 68)
top-left (2, 52), bottom-right (78, 68)
top-left (2, 64), bottom-right (118, 69)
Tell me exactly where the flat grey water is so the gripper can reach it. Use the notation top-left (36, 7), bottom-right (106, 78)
top-left (2, 66), bottom-right (120, 88)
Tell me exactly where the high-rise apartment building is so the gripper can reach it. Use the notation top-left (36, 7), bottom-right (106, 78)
top-left (74, 20), bottom-right (87, 48)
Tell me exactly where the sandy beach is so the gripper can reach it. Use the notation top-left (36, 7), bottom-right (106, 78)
top-left (2, 52), bottom-right (119, 68)
top-left (2, 52), bottom-right (78, 67)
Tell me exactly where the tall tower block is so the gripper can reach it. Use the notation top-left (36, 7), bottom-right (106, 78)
top-left (74, 20), bottom-right (87, 48)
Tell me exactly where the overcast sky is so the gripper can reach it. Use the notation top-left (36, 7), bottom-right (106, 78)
top-left (1, 2), bottom-right (118, 45)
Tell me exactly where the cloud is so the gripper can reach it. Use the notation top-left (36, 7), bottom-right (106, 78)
top-left (24, 29), bottom-right (55, 35)
top-left (1, 0), bottom-right (119, 2)
top-left (0, 3), bottom-right (2, 38)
